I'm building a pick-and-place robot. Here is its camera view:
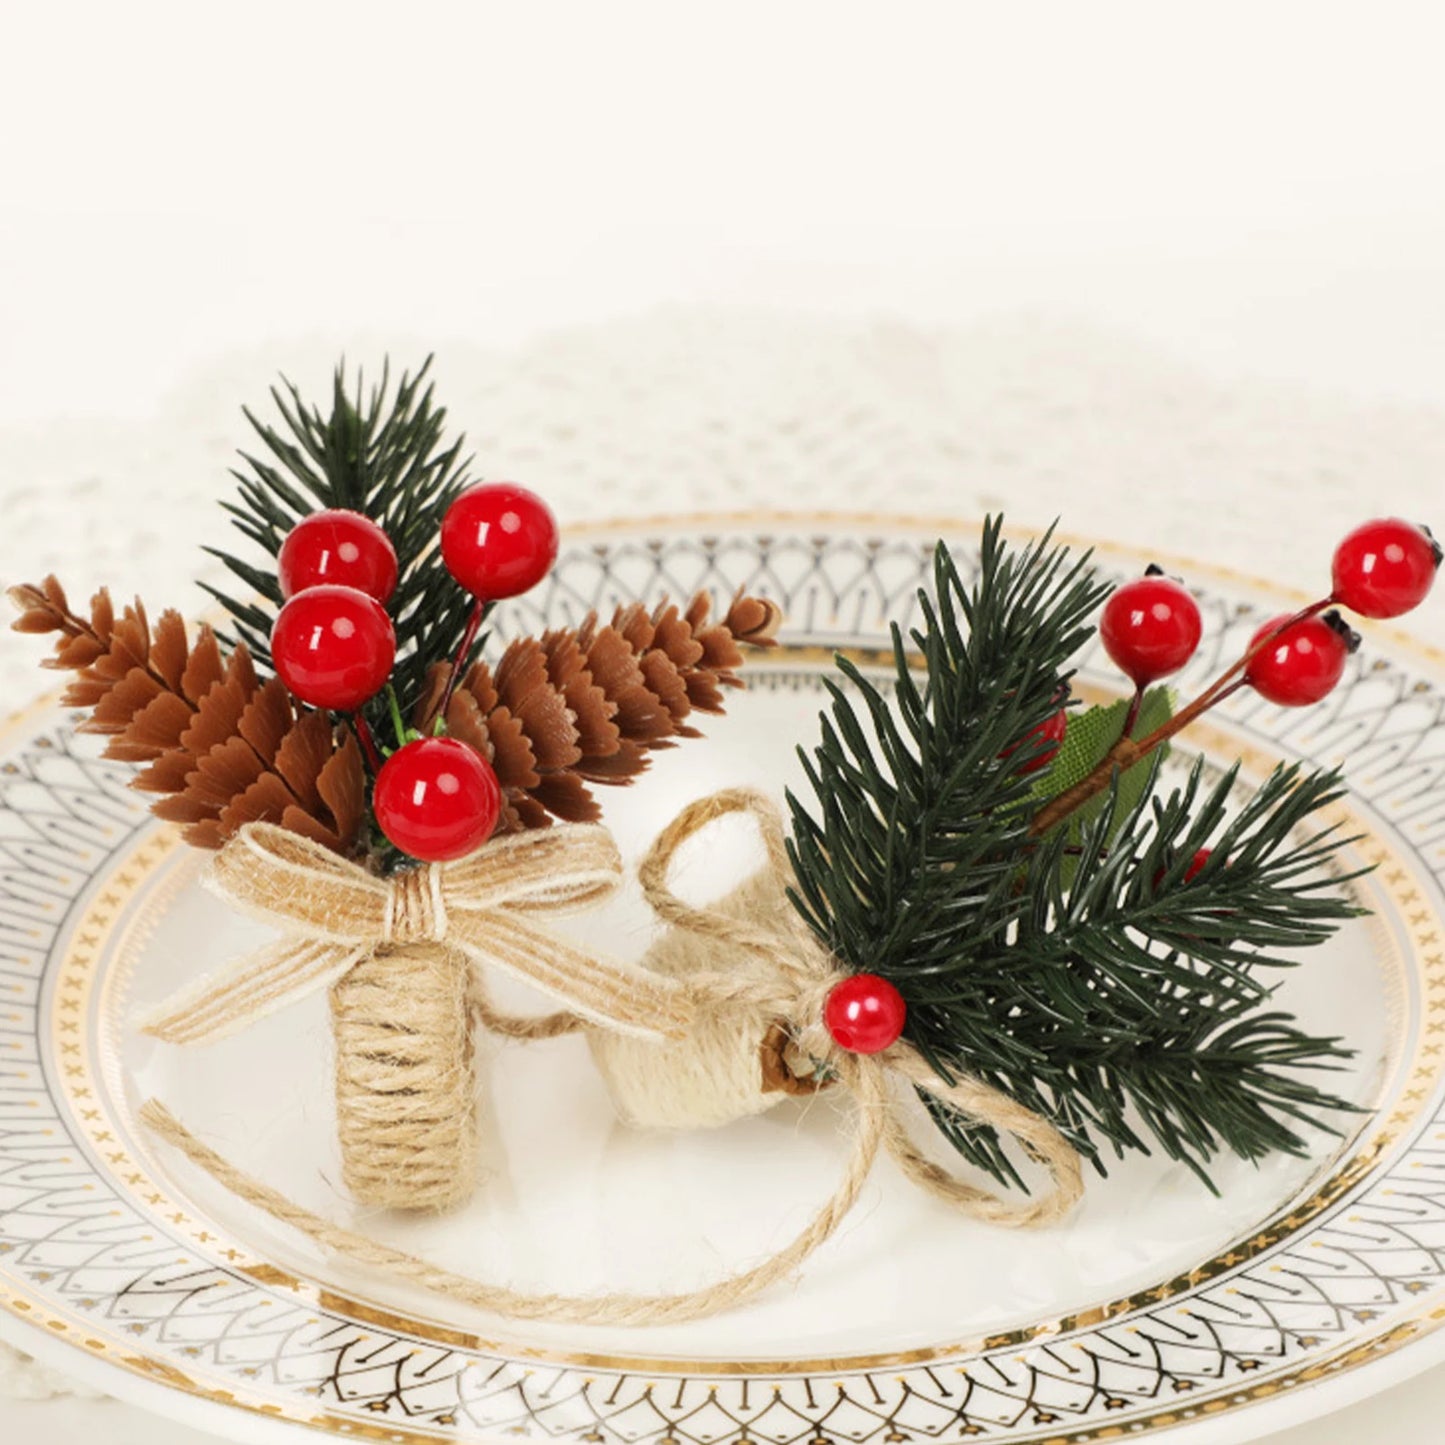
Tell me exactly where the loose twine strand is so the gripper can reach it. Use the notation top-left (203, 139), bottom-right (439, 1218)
top-left (469, 977), bottom-right (582, 1040)
top-left (140, 1066), bottom-right (886, 1326)
top-left (141, 790), bottom-right (1083, 1324)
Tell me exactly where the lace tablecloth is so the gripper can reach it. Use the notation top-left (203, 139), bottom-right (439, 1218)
top-left (3, 310), bottom-right (1444, 1430)
top-left (6, 310), bottom-right (1445, 695)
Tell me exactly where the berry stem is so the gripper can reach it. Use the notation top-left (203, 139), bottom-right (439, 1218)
top-left (352, 713), bottom-right (386, 773)
top-left (433, 599), bottom-right (486, 726)
top-left (1119, 685), bottom-right (1144, 741)
top-left (1030, 597), bottom-right (1332, 837)
top-left (385, 684), bottom-right (410, 751)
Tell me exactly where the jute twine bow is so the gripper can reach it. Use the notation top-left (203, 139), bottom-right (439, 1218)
top-left (634, 789), bottom-right (1084, 1228)
top-left (142, 792), bottom-right (1083, 1325)
top-left (141, 820), bottom-right (691, 1046)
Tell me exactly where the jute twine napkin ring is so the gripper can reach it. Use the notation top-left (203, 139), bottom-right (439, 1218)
top-left (142, 791), bottom-right (1083, 1325)
top-left (142, 820), bottom-right (690, 1212)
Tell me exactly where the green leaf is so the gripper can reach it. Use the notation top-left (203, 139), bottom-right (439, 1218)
top-left (1033, 686), bottom-right (1174, 884)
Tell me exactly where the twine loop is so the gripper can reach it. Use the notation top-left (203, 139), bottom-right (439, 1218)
top-left (636, 788), bottom-right (835, 1039)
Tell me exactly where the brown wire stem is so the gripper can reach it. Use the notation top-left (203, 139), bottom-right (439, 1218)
top-left (1118, 683), bottom-right (1145, 742)
top-left (433, 599), bottom-right (485, 727)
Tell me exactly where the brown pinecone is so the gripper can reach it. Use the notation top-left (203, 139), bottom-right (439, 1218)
top-left (416, 591), bottom-right (782, 831)
top-left (8, 577), bottom-right (366, 853)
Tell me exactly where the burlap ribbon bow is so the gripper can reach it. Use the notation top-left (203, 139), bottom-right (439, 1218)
top-left (142, 820), bottom-right (692, 1046)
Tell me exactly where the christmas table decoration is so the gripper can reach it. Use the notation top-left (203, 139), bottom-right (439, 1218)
top-left (9, 359), bottom-right (1440, 1328)
top-left (130, 511), bottom-right (1438, 1326)
top-left (591, 519), bottom-right (1436, 1204)
top-left (9, 361), bottom-right (779, 1214)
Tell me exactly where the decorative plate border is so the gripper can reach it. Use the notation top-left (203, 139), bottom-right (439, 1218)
top-left (72, 696), bottom-right (1427, 1378)
top-left (2, 515), bottom-right (1445, 1445)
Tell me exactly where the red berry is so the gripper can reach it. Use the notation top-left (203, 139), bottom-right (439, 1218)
top-left (1001, 706), bottom-right (1068, 774)
top-left (1331, 518), bottom-right (1441, 619)
top-left (270, 585), bottom-right (396, 711)
top-left (440, 483), bottom-right (559, 601)
top-left (824, 973), bottom-right (907, 1054)
top-left (1099, 568), bottom-right (1203, 687)
top-left (1245, 611), bottom-right (1359, 707)
top-left (373, 737), bottom-right (503, 862)
top-left (1153, 848), bottom-right (1212, 890)
top-left (278, 509), bottom-right (399, 604)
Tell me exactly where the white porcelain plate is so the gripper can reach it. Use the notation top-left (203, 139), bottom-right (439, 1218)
top-left (3, 515), bottom-right (1445, 1445)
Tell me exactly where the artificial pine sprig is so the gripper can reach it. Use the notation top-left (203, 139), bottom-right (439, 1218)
top-left (13, 361), bottom-right (781, 869)
top-left (203, 357), bottom-right (479, 718)
top-left (786, 519), bottom-right (1107, 979)
top-left (788, 520), bottom-right (1370, 1191)
top-left (934, 759), bottom-right (1363, 1189)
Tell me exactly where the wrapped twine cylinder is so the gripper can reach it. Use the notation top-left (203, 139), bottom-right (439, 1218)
top-left (329, 942), bottom-right (478, 1213)
top-left (590, 866), bottom-right (825, 1129)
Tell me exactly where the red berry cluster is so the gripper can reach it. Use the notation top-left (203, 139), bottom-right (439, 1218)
top-left (1037, 516), bottom-right (1440, 905)
top-left (1099, 518), bottom-right (1437, 714)
top-left (268, 484), bottom-right (559, 863)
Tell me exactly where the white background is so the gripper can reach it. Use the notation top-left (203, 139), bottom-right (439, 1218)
top-left (3, 2), bottom-right (1445, 1441)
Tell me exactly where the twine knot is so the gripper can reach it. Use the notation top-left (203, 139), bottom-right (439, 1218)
top-left (382, 865), bottom-right (448, 945)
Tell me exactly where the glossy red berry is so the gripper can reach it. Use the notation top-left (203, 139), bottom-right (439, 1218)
top-left (1099, 568), bottom-right (1203, 687)
top-left (1331, 518), bottom-right (1441, 619)
top-left (440, 483), bottom-right (559, 601)
top-left (270, 585), bottom-right (396, 710)
top-left (373, 737), bottom-right (503, 862)
top-left (824, 973), bottom-right (907, 1055)
top-left (1245, 610), bottom-right (1359, 707)
top-left (278, 509), bottom-right (399, 604)
top-left (1001, 706), bottom-right (1068, 774)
